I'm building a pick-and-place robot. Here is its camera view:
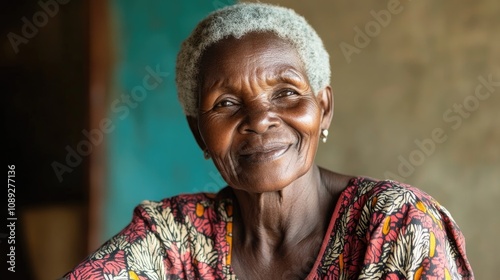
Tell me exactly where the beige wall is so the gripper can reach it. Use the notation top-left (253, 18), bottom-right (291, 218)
top-left (244, 0), bottom-right (499, 278)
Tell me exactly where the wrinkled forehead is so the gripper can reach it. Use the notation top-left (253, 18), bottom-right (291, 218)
top-left (197, 32), bottom-right (307, 86)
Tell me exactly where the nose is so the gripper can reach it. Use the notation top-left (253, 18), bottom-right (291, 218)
top-left (238, 102), bottom-right (281, 134)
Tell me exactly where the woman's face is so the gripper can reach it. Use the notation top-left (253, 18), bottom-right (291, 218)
top-left (194, 32), bottom-right (332, 193)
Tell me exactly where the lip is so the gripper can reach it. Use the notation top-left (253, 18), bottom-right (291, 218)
top-left (239, 144), bottom-right (291, 163)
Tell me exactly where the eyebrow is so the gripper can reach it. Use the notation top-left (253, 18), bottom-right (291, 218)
top-left (265, 67), bottom-right (306, 86)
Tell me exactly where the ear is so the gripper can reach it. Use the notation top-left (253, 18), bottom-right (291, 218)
top-left (317, 85), bottom-right (334, 130)
top-left (187, 115), bottom-right (207, 152)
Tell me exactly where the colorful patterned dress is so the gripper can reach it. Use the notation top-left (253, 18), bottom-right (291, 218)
top-left (64, 177), bottom-right (474, 279)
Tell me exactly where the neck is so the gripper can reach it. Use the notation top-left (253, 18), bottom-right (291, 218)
top-left (232, 165), bottom-right (334, 255)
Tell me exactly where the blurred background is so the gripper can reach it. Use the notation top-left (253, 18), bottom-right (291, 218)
top-left (3, 0), bottom-right (498, 279)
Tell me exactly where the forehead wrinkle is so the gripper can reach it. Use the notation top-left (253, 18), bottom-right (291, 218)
top-left (205, 70), bottom-right (306, 97)
top-left (255, 65), bottom-right (308, 90)
top-left (237, 65), bottom-right (302, 98)
top-left (201, 46), bottom-right (308, 99)
top-left (200, 34), bottom-right (308, 96)
top-left (202, 77), bottom-right (224, 95)
top-left (222, 66), bottom-right (308, 98)
top-left (268, 67), bottom-right (307, 85)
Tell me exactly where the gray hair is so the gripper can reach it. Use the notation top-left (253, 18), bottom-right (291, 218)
top-left (175, 2), bottom-right (330, 117)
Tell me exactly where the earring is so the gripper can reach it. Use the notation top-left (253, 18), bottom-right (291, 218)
top-left (321, 129), bottom-right (329, 143)
top-left (203, 150), bottom-right (211, 160)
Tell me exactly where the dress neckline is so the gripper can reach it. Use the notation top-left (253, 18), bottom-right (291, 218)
top-left (221, 176), bottom-right (362, 279)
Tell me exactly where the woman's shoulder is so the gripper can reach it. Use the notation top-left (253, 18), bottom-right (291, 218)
top-left (142, 192), bottom-right (218, 208)
top-left (337, 177), bottom-right (473, 279)
top-left (321, 168), bottom-right (438, 206)
top-left (350, 176), bottom-right (438, 202)
top-left (137, 192), bottom-right (219, 219)
top-left (343, 177), bottom-right (467, 252)
top-left (134, 188), bottom-right (234, 228)
top-left (346, 176), bottom-right (452, 220)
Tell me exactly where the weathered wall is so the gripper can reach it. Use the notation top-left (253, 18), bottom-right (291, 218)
top-left (242, 0), bottom-right (499, 278)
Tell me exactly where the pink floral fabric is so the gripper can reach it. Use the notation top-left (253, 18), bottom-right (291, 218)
top-left (64, 177), bottom-right (474, 279)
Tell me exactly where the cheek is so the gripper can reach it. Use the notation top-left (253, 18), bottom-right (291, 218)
top-left (199, 114), bottom-right (237, 154)
top-left (283, 98), bottom-right (322, 136)
top-left (199, 115), bottom-right (242, 186)
top-left (289, 100), bottom-right (322, 174)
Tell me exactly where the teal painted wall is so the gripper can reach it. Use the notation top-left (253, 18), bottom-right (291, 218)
top-left (104, 0), bottom-right (235, 241)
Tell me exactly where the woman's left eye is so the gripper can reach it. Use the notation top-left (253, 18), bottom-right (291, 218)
top-left (276, 90), bottom-right (298, 98)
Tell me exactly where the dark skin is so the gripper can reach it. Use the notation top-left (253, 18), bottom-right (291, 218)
top-left (187, 32), bottom-right (354, 279)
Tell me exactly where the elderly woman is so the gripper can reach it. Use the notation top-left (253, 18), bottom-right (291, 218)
top-left (65, 3), bottom-right (473, 280)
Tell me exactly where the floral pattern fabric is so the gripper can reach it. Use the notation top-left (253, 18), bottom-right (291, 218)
top-left (64, 177), bottom-right (474, 279)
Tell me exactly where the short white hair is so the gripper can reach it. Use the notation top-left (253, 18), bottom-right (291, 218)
top-left (175, 2), bottom-right (330, 117)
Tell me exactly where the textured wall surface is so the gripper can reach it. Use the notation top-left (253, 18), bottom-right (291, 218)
top-left (242, 0), bottom-right (499, 278)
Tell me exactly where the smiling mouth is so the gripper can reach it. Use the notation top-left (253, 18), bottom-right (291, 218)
top-left (239, 144), bottom-right (291, 163)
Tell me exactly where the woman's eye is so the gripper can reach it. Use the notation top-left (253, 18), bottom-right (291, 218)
top-left (215, 100), bottom-right (235, 108)
top-left (276, 90), bottom-right (298, 98)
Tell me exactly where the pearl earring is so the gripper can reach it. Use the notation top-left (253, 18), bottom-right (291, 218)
top-left (321, 129), bottom-right (329, 143)
top-left (203, 150), bottom-right (211, 160)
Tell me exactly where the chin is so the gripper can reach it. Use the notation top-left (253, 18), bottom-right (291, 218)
top-left (230, 164), bottom-right (310, 194)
